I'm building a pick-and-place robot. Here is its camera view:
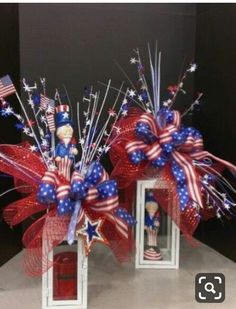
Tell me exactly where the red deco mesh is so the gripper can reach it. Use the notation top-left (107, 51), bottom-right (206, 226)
top-left (109, 111), bottom-right (202, 244)
top-left (3, 193), bottom-right (47, 226)
top-left (1, 142), bottom-right (135, 274)
top-left (22, 209), bottom-right (70, 276)
top-left (0, 143), bottom-right (46, 187)
top-left (110, 108), bottom-right (148, 188)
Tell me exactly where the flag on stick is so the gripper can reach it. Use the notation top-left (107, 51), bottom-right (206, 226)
top-left (46, 99), bottom-right (56, 132)
top-left (0, 75), bottom-right (16, 99)
top-left (40, 94), bottom-right (51, 111)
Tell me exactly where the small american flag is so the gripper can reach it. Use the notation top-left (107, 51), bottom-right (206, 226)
top-left (0, 75), bottom-right (16, 99)
top-left (46, 99), bottom-right (55, 132)
top-left (40, 94), bottom-right (51, 111)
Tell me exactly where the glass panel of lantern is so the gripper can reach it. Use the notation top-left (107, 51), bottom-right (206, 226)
top-left (42, 238), bottom-right (88, 309)
top-left (135, 179), bottom-right (180, 269)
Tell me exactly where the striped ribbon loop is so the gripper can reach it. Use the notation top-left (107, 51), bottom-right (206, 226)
top-left (37, 161), bottom-right (135, 245)
top-left (126, 108), bottom-right (206, 210)
top-left (67, 161), bottom-right (134, 244)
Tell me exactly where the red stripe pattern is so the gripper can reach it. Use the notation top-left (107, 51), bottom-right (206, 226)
top-left (0, 75), bottom-right (16, 99)
top-left (58, 156), bottom-right (73, 181)
top-left (40, 94), bottom-right (50, 111)
top-left (144, 248), bottom-right (162, 260)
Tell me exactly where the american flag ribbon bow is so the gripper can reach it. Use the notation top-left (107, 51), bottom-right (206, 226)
top-left (37, 161), bottom-right (136, 248)
top-left (125, 107), bottom-right (236, 224)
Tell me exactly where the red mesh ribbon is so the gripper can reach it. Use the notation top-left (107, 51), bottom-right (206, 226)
top-left (0, 143), bottom-right (46, 187)
top-left (3, 193), bottom-right (47, 226)
top-left (1, 143), bottom-right (133, 274)
top-left (22, 209), bottom-right (70, 276)
top-left (110, 108), bottom-right (148, 188)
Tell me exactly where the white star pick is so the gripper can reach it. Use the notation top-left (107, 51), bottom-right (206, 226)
top-left (128, 89), bottom-right (136, 98)
top-left (62, 112), bottom-right (69, 119)
top-left (29, 145), bottom-right (37, 152)
top-left (130, 57), bottom-right (138, 64)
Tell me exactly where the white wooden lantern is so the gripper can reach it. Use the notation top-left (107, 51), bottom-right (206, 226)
top-left (135, 178), bottom-right (180, 269)
top-left (42, 237), bottom-right (88, 309)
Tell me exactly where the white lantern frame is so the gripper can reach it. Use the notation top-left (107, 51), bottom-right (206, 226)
top-left (135, 179), bottom-right (180, 269)
top-left (42, 237), bottom-right (88, 309)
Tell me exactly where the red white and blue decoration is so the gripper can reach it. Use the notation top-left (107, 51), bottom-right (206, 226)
top-left (109, 44), bottom-right (236, 242)
top-left (76, 215), bottom-right (108, 255)
top-left (144, 191), bottom-right (162, 260)
top-left (0, 76), bottom-right (135, 276)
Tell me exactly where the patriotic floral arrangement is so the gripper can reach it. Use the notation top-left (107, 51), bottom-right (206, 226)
top-left (0, 76), bottom-right (135, 275)
top-left (109, 45), bottom-right (236, 241)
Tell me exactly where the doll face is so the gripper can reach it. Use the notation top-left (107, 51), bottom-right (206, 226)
top-left (57, 124), bottom-right (73, 143)
top-left (145, 201), bottom-right (158, 216)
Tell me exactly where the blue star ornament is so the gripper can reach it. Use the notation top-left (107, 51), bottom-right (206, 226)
top-left (76, 215), bottom-right (108, 254)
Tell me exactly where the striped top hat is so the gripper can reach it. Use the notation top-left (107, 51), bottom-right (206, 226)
top-left (55, 105), bottom-right (73, 128)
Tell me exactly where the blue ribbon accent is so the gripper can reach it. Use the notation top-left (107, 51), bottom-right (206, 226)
top-left (128, 108), bottom-right (204, 210)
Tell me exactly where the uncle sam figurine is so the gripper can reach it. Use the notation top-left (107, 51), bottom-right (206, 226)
top-left (144, 191), bottom-right (162, 261)
top-left (55, 104), bottom-right (78, 181)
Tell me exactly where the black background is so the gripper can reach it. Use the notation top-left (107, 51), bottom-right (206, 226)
top-left (0, 3), bottom-right (236, 265)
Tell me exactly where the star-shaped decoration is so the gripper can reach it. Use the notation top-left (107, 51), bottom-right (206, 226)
top-left (62, 112), bottom-right (69, 119)
top-left (108, 108), bottom-right (116, 117)
top-left (216, 212), bottom-right (222, 219)
top-left (138, 95), bottom-right (143, 102)
top-left (86, 119), bottom-right (91, 126)
top-left (104, 145), bottom-right (111, 153)
top-left (79, 138), bottom-right (85, 145)
top-left (122, 110), bottom-right (128, 117)
top-left (98, 146), bottom-right (103, 154)
top-left (4, 106), bottom-right (13, 115)
top-left (128, 89), bottom-right (136, 98)
top-left (122, 98), bottom-right (128, 105)
top-left (224, 202), bottom-right (231, 210)
top-left (22, 79), bottom-right (37, 93)
top-left (76, 214), bottom-right (108, 255)
top-left (29, 145), bottom-right (37, 152)
top-left (163, 99), bottom-right (172, 107)
top-left (41, 139), bottom-right (48, 147)
top-left (23, 84), bottom-right (31, 92)
top-left (40, 115), bottom-right (46, 122)
top-left (188, 63), bottom-right (197, 73)
top-left (130, 57), bottom-right (138, 64)
top-left (28, 98), bottom-right (34, 108)
top-left (114, 126), bottom-right (121, 134)
top-left (23, 127), bottom-right (30, 135)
